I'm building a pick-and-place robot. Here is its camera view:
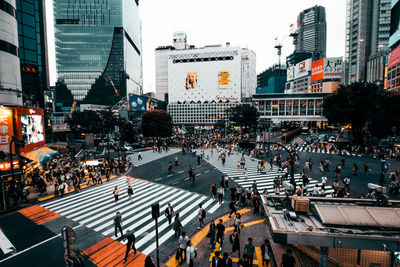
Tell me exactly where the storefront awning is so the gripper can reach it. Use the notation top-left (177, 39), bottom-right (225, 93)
top-left (22, 146), bottom-right (59, 164)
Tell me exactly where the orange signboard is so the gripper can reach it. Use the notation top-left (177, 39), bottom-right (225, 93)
top-left (311, 58), bottom-right (324, 82)
top-left (0, 160), bottom-right (20, 171)
top-left (0, 107), bottom-right (14, 154)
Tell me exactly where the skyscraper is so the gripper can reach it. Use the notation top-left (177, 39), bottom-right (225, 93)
top-left (295, 5), bottom-right (327, 59)
top-left (16, 0), bottom-right (49, 108)
top-left (345, 0), bottom-right (391, 83)
top-left (53, 0), bottom-right (142, 105)
top-left (0, 0), bottom-right (22, 105)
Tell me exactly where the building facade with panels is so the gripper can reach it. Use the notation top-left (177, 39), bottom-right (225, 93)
top-left (53, 0), bottom-right (142, 103)
top-left (386, 0), bottom-right (400, 92)
top-left (345, 0), bottom-right (391, 83)
top-left (157, 38), bottom-right (256, 125)
top-left (295, 5), bottom-right (326, 58)
top-left (0, 0), bottom-right (22, 105)
top-left (16, 0), bottom-right (49, 108)
top-left (253, 93), bottom-right (327, 123)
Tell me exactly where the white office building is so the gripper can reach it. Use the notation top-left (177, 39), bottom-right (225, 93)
top-left (155, 33), bottom-right (256, 125)
top-left (0, 0), bottom-right (22, 105)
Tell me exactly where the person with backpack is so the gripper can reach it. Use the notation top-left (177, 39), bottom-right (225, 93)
top-left (198, 203), bottom-right (206, 229)
top-left (186, 240), bottom-right (197, 267)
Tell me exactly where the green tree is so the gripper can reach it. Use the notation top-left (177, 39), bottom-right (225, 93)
top-left (370, 93), bottom-right (400, 138)
top-left (55, 80), bottom-right (74, 108)
top-left (118, 119), bottom-right (137, 143)
top-left (142, 110), bottom-right (173, 137)
top-left (66, 110), bottom-right (102, 134)
top-left (98, 110), bottom-right (118, 139)
top-left (323, 83), bottom-right (380, 143)
top-left (227, 104), bottom-right (259, 129)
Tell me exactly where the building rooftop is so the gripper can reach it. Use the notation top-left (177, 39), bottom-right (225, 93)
top-left (262, 195), bottom-right (400, 252)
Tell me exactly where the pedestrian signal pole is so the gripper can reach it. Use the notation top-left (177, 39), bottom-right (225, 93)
top-left (152, 203), bottom-right (160, 267)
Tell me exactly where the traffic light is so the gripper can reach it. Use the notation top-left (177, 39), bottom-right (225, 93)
top-left (151, 203), bottom-right (160, 219)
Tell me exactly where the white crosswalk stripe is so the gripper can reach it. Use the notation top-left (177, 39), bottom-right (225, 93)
top-left (204, 150), bottom-right (334, 196)
top-left (128, 148), bottom-right (180, 167)
top-left (39, 175), bottom-right (220, 256)
top-left (284, 142), bottom-right (358, 156)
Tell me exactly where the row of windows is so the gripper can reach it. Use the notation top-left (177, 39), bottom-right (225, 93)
top-left (256, 99), bottom-right (323, 117)
top-left (0, 40), bottom-right (18, 56)
top-left (172, 56), bottom-right (234, 64)
top-left (0, 0), bottom-right (16, 18)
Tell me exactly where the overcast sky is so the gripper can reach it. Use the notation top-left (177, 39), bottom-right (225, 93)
top-left (46, 0), bottom-right (346, 93)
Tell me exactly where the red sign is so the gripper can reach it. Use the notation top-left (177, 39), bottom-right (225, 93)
top-left (388, 45), bottom-right (400, 69)
top-left (311, 59), bottom-right (324, 82)
top-left (0, 160), bottom-right (19, 171)
top-left (22, 65), bottom-right (38, 73)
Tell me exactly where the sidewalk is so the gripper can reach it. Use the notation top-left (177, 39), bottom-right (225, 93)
top-left (162, 208), bottom-right (319, 267)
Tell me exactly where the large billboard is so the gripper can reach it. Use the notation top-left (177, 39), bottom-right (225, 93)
top-left (294, 59), bottom-right (311, 79)
top-left (14, 107), bottom-right (45, 153)
top-left (311, 57), bottom-right (343, 82)
top-left (388, 45), bottom-right (400, 69)
top-left (311, 59), bottom-right (324, 82)
top-left (129, 94), bottom-right (147, 111)
top-left (0, 107), bottom-right (14, 154)
top-left (323, 57), bottom-right (342, 80)
top-left (389, 1), bottom-right (400, 47)
top-left (186, 72), bottom-right (197, 89)
top-left (219, 71), bottom-right (230, 86)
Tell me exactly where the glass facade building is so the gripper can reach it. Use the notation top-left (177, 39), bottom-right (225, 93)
top-left (16, 0), bottom-right (49, 108)
top-left (54, 0), bottom-right (142, 103)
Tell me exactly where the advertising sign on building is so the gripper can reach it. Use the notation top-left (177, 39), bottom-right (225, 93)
top-left (186, 72), bottom-right (197, 89)
top-left (311, 58), bottom-right (324, 82)
top-left (294, 59), bottom-right (311, 79)
top-left (0, 107), bottom-right (14, 154)
top-left (219, 71), bottom-right (230, 86)
top-left (129, 94), bottom-right (147, 111)
top-left (287, 66), bottom-right (295, 81)
top-left (323, 57), bottom-right (342, 79)
top-left (14, 107), bottom-right (45, 154)
top-left (388, 45), bottom-right (400, 69)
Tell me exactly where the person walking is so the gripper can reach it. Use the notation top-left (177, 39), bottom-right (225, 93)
top-left (222, 252), bottom-right (233, 267)
top-left (165, 203), bottom-right (174, 227)
top-left (211, 251), bottom-right (223, 267)
top-left (243, 168), bottom-right (249, 180)
top-left (137, 152), bottom-right (142, 160)
top-left (208, 220), bottom-right (216, 250)
top-left (261, 239), bottom-right (272, 267)
top-left (210, 183), bottom-right (217, 200)
top-left (113, 186), bottom-right (120, 203)
top-left (173, 213), bottom-right (182, 237)
top-left (122, 230), bottom-right (136, 263)
top-left (176, 232), bottom-right (189, 264)
top-left (364, 162), bottom-right (369, 176)
top-left (352, 163), bottom-right (358, 176)
top-left (244, 238), bottom-right (255, 267)
top-left (234, 213), bottom-right (242, 234)
top-left (127, 185), bottom-right (134, 202)
top-left (114, 212), bottom-right (123, 237)
top-left (229, 201), bottom-right (237, 218)
top-left (168, 161), bottom-right (174, 175)
top-left (344, 176), bottom-right (351, 193)
top-left (216, 219), bottom-right (225, 247)
top-left (186, 240), bottom-right (197, 267)
top-left (229, 230), bottom-right (240, 258)
top-left (198, 203), bottom-right (206, 229)
top-left (217, 185), bottom-right (225, 205)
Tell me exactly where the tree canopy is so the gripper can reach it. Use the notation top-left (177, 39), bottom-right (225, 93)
top-left (142, 110), bottom-right (173, 138)
top-left (227, 104), bottom-right (259, 129)
top-left (323, 82), bottom-right (400, 143)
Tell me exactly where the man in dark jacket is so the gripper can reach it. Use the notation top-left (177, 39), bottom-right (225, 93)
top-left (122, 230), bottom-right (136, 263)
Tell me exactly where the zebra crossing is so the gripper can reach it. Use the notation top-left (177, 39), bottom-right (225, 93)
top-left (205, 150), bottom-right (334, 196)
top-left (266, 143), bottom-right (360, 156)
top-left (40, 176), bottom-right (220, 256)
top-left (128, 148), bottom-right (180, 167)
